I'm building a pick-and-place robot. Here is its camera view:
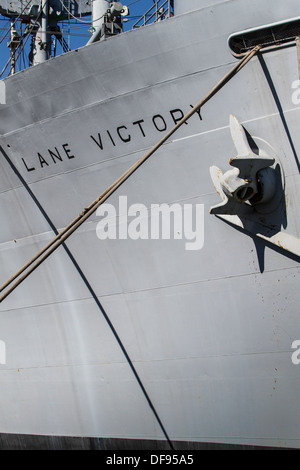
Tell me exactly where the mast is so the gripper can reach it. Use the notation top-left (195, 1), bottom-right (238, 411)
top-left (0, 0), bottom-right (128, 74)
top-left (91, 0), bottom-right (110, 40)
top-left (0, 0), bottom-right (92, 75)
top-left (8, 21), bottom-right (21, 75)
top-left (88, 1), bottom-right (129, 44)
top-left (32, 0), bottom-right (51, 65)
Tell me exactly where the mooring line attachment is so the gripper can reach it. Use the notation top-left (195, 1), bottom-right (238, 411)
top-left (0, 45), bottom-right (261, 303)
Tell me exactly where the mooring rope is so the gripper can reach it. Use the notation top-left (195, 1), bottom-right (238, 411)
top-left (0, 45), bottom-right (261, 303)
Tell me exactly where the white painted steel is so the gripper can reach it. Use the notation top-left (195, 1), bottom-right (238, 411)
top-left (0, 0), bottom-right (299, 449)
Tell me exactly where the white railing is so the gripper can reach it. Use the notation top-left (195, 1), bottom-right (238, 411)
top-left (132, 0), bottom-right (174, 28)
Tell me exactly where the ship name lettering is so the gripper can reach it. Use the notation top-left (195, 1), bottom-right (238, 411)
top-left (21, 105), bottom-right (202, 174)
top-left (22, 143), bottom-right (75, 172)
top-left (90, 105), bottom-right (202, 151)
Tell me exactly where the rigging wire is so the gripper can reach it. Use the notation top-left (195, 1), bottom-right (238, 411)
top-left (0, 29), bottom-right (261, 450)
top-left (127, 0), bottom-right (143, 6)
top-left (58, 0), bottom-right (100, 24)
top-left (0, 0), bottom-right (92, 76)
top-left (8, 26), bottom-right (34, 74)
top-left (0, 18), bottom-right (11, 46)
top-left (0, 0), bottom-right (153, 74)
top-left (0, 0), bottom-right (33, 46)
top-left (2, 0), bottom-right (47, 77)
top-left (0, 45), bottom-right (262, 300)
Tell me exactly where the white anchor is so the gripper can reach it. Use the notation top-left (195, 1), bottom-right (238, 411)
top-left (210, 115), bottom-right (277, 215)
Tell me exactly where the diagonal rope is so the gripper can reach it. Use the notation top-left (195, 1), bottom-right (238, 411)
top-left (0, 43), bottom-right (261, 451)
top-left (0, 45), bottom-right (261, 303)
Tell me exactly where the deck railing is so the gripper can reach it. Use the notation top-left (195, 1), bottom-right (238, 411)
top-left (132, 0), bottom-right (174, 29)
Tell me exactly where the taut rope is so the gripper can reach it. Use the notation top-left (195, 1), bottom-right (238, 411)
top-left (0, 45), bottom-right (261, 302)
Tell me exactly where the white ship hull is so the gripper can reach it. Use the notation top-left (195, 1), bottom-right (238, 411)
top-left (0, 0), bottom-right (300, 449)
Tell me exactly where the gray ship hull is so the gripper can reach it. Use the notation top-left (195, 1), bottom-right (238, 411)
top-left (0, 0), bottom-right (300, 449)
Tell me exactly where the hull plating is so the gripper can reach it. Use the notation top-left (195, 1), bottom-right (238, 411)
top-left (0, 0), bottom-right (299, 449)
